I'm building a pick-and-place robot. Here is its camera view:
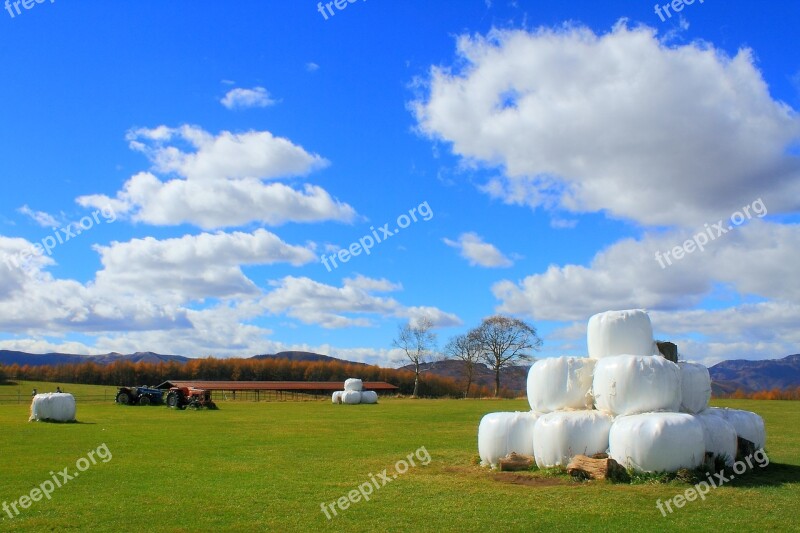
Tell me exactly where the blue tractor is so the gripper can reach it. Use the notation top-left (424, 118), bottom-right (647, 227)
top-left (115, 386), bottom-right (164, 406)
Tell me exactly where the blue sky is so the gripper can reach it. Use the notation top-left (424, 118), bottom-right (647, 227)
top-left (1, 0), bottom-right (798, 367)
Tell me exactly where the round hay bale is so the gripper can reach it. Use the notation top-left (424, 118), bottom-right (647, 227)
top-left (593, 355), bottom-right (681, 416)
top-left (360, 391), bottom-right (378, 404)
top-left (679, 362), bottom-right (711, 414)
top-left (587, 309), bottom-right (656, 359)
top-left (332, 391), bottom-right (343, 404)
top-left (704, 407), bottom-right (766, 449)
top-left (695, 410), bottom-right (738, 466)
top-left (344, 378), bottom-right (363, 392)
top-left (341, 390), bottom-right (362, 404)
top-left (609, 412), bottom-right (705, 472)
top-left (478, 411), bottom-right (539, 468)
top-left (527, 356), bottom-right (596, 413)
top-left (29, 393), bottom-right (76, 422)
top-left (533, 410), bottom-right (613, 468)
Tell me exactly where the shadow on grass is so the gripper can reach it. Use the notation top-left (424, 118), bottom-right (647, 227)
top-left (30, 420), bottom-right (96, 425)
top-left (727, 462), bottom-right (800, 488)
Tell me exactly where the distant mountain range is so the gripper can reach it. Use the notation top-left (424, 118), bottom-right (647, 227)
top-left (708, 354), bottom-right (800, 394)
top-left (0, 350), bottom-right (190, 367)
top-left (2, 349), bottom-right (799, 394)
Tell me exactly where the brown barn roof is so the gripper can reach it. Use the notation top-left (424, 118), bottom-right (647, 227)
top-left (156, 380), bottom-right (398, 391)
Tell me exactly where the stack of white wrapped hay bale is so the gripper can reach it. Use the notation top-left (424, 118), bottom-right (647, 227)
top-left (29, 392), bottom-right (77, 422)
top-left (478, 309), bottom-right (765, 473)
top-left (332, 378), bottom-right (379, 405)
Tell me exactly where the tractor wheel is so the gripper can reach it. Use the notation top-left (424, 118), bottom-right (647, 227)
top-left (208, 402), bottom-right (218, 410)
top-left (116, 391), bottom-right (132, 405)
top-left (139, 395), bottom-right (151, 406)
top-left (166, 392), bottom-right (179, 409)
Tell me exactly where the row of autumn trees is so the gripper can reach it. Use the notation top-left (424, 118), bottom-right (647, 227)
top-left (0, 355), bottom-right (495, 398)
top-left (394, 314), bottom-right (542, 398)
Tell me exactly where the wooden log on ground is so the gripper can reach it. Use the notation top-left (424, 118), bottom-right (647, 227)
top-left (499, 452), bottom-right (534, 472)
top-left (567, 454), bottom-right (623, 480)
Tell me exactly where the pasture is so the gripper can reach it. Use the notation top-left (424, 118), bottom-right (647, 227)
top-left (1, 381), bottom-right (798, 532)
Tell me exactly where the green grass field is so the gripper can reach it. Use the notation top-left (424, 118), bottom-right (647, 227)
top-left (1, 381), bottom-right (799, 532)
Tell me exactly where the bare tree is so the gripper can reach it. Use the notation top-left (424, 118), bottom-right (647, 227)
top-left (472, 315), bottom-right (542, 397)
top-left (392, 317), bottom-right (437, 398)
top-left (443, 332), bottom-right (482, 398)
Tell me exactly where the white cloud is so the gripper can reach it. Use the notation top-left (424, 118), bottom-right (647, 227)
top-left (261, 275), bottom-right (460, 329)
top-left (443, 232), bottom-right (513, 267)
top-left (492, 220), bottom-right (800, 321)
top-left (93, 230), bottom-right (316, 303)
top-left (221, 87), bottom-right (276, 110)
top-left (77, 125), bottom-right (356, 229)
top-left (18, 205), bottom-right (58, 228)
top-left (414, 23), bottom-right (800, 227)
top-left (306, 62), bottom-right (319, 72)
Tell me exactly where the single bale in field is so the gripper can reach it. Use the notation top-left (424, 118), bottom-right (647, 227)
top-left (695, 409), bottom-right (738, 466)
top-left (593, 355), bottom-right (681, 416)
top-left (29, 393), bottom-right (76, 422)
top-left (526, 356), bottom-right (596, 413)
top-left (360, 391), bottom-right (378, 404)
top-left (344, 378), bottom-right (363, 392)
top-left (587, 309), bottom-right (656, 359)
top-left (478, 411), bottom-right (539, 468)
top-left (533, 410), bottom-right (613, 468)
top-left (679, 362), bottom-right (712, 414)
top-left (704, 407), bottom-right (766, 450)
top-left (609, 412), bottom-right (705, 472)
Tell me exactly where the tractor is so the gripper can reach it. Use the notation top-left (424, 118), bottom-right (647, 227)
top-left (115, 386), bottom-right (164, 406)
top-left (165, 386), bottom-right (218, 410)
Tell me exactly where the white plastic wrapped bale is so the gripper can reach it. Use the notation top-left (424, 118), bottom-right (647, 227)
top-left (29, 393), bottom-right (76, 422)
top-left (705, 407), bottom-right (766, 449)
top-left (679, 362), bottom-right (712, 414)
top-left (341, 390), bottom-right (362, 405)
top-left (587, 309), bottom-right (656, 359)
top-left (478, 412), bottom-right (539, 468)
top-left (695, 410), bottom-right (738, 466)
top-left (344, 378), bottom-right (363, 392)
top-left (360, 391), bottom-right (379, 404)
top-left (609, 413), bottom-right (705, 472)
top-left (533, 411), bottom-right (613, 468)
top-left (593, 355), bottom-right (681, 416)
top-left (527, 357), bottom-right (596, 413)
top-left (332, 391), bottom-right (343, 404)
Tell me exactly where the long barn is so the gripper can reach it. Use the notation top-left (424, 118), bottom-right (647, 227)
top-left (156, 380), bottom-right (399, 401)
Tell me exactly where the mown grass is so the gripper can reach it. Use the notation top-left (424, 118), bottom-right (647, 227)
top-left (0, 382), bottom-right (798, 532)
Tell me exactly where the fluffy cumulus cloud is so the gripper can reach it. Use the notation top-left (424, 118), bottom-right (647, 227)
top-left (261, 275), bottom-right (461, 329)
top-left (77, 125), bottom-right (356, 229)
top-left (413, 23), bottom-right (800, 227)
top-left (443, 232), bottom-right (513, 267)
top-left (93, 230), bottom-right (316, 303)
top-left (221, 87), bottom-right (276, 109)
top-left (496, 220), bottom-right (800, 361)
